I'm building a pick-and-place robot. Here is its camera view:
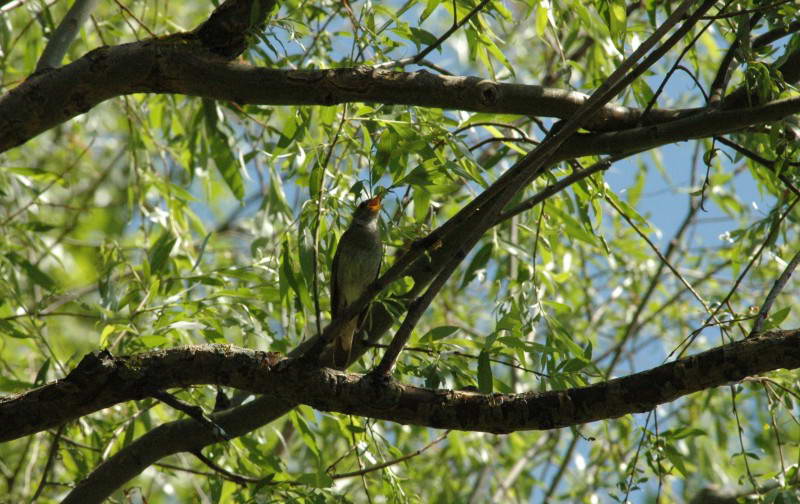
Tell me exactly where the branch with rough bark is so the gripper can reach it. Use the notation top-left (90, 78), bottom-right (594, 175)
top-left (2, 329), bottom-right (799, 443)
top-left (2, 11), bottom-right (799, 154)
top-left (3, 47), bottom-right (799, 154)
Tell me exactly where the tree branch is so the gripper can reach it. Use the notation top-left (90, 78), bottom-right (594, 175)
top-left (0, 47), bottom-right (698, 153)
top-left (3, 329), bottom-right (799, 444)
top-left (61, 293), bottom-right (403, 503)
top-left (750, 248), bottom-right (800, 335)
top-left (35, 0), bottom-right (101, 71)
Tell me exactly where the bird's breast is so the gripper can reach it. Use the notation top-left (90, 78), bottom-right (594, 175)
top-left (335, 228), bottom-right (382, 303)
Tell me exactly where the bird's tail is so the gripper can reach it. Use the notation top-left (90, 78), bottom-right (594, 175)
top-left (332, 318), bottom-right (358, 369)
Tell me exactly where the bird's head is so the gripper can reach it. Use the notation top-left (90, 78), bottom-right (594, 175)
top-left (352, 195), bottom-right (382, 225)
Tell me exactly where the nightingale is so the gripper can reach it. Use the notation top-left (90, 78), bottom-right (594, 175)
top-left (329, 195), bottom-right (383, 369)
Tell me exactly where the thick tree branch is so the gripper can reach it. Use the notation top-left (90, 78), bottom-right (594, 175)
top-left (62, 392), bottom-right (294, 504)
top-left (2, 329), bottom-right (799, 443)
top-left (554, 95), bottom-right (800, 160)
top-left (0, 43), bottom-right (697, 153)
top-left (4, 44), bottom-right (800, 157)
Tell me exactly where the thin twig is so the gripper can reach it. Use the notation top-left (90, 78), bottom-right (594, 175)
top-left (708, 11), bottom-right (756, 106)
top-left (311, 106), bottom-right (349, 338)
top-left (303, 0), bottom-right (718, 366)
top-left (494, 155), bottom-right (617, 224)
top-left (760, 381), bottom-right (787, 479)
top-left (468, 136), bottom-right (538, 151)
top-left (1, 311), bottom-right (101, 321)
top-left (452, 121), bottom-right (534, 140)
top-left (191, 450), bottom-right (262, 485)
top-left (640, 1), bottom-right (728, 121)
top-left (298, 10), bottom-right (339, 66)
top-left (350, 418), bottom-right (373, 504)
top-left (372, 237), bottom-right (469, 375)
top-left (492, 433), bottom-right (553, 500)
top-left (715, 136), bottom-right (800, 199)
top-left (605, 196), bottom-right (713, 314)
top-left (746, 376), bottom-right (800, 402)
top-left (623, 412), bottom-right (653, 502)
top-left (377, 0), bottom-right (491, 68)
top-left (331, 431), bottom-right (450, 479)
top-left (110, 0), bottom-right (156, 37)
top-left (31, 425), bottom-right (64, 501)
top-left (1, 142), bottom-right (91, 227)
top-left (730, 385), bottom-right (760, 496)
top-left (654, 409), bottom-right (664, 502)
top-left (605, 175), bottom-right (702, 374)
top-left (700, 0), bottom-right (795, 20)
top-left (153, 391), bottom-right (229, 440)
top-left (366, 342), bottom-right (548, 377)
top-left (750, 247), bottom-right (800, 335)
top-left (672, 195), bottom-right (800, 359)
top-left (542, 434), bottom-right (578, 501)
top-left (752, 20), bottom-right (800, 48)
top-left (373, 0), bottom-right (719, 374)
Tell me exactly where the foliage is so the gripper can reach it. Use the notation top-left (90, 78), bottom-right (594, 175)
top-left (0, 0), bottom-right (799, 502)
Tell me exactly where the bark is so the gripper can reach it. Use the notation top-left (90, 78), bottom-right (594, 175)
top-left (2, 329), bottom-right (798, 442)
top-left (0, 44), bottom-right (697, 153)
top-left (3, 45), bottom-right (799, 157)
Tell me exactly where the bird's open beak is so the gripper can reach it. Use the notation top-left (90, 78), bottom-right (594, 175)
top-left (366, 196), bottom-right (382, 212)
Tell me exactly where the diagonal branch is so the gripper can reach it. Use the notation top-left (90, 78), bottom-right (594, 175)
top-left (749, 248), bottom-right (800, 335)
top-left (409, 0), bottom-right (491, 65)
top-left (319, 0), bottom-right (734, 372)
top-left (36, 0), bottom-right (101, 71)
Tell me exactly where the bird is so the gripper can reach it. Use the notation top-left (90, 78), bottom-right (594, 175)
top-left (329, 195), bottom-right (383, 369)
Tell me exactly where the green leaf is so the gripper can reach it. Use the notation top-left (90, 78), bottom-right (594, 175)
top-left (21, 221), bottom-right (56, 232)
top-left (309, 162), bottom-right (323, 198)
top-left (461, 243), bottom-right (493, 288)
top-left (99, 324), bottom-right (116, 347)
top-left (663, 444), bottom-right (693, 477)
top-left (0, 319), bottom-right (29, 339)
top-left (561, 357), bottom-right (589, 373)
top-left (7, 167), bottom-right (65, 184)
top-left (424, 364), bottom-right (442, 389)
top-left (203, 100), bottom-right (245, 201)
top-left (296, 472), bottom-right (334, 488)
top-left (6, 252), bottom-right (55, 290)
top-left (0, 374), bottom-right (33, 392)
top-left (33, 358), bottom-right (50, 385)
top-left (139, 335), bottom-right (169, 347)
top-left (409, 27), bottom-right (439, 47)
top-left (210, 133), bottom-right (245, 201)
top-left (421, 325), bottom-right (459, 342)
top-left (291, 409), bottom-right (321, 459)
top-left (148, 233), bottom-right (176, 275)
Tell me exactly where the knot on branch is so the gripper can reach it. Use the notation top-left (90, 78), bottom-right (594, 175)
top-left (195, 0), bottom-right (276, 58)
top-left (476, 80), bottom-right (499, 106)
top-left (66, 349), bottom-right (116, 386)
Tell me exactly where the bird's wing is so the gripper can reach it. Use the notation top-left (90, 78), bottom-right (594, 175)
top-left (357, 240), bottom-right (383, 327)
top-left (330, 230), bottom-right (344, 317)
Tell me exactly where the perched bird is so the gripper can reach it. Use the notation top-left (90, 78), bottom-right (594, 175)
top-left (329, 196), bottom-right (383, 368)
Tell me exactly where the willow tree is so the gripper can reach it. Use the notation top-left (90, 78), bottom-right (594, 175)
top-left (1, 0), bottom-right (799, 502)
